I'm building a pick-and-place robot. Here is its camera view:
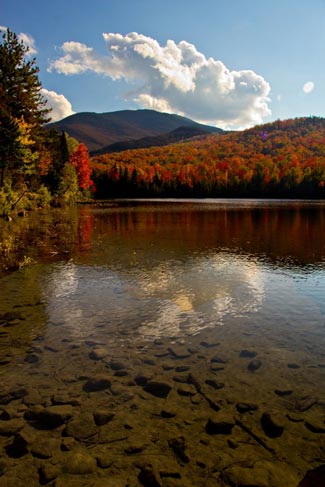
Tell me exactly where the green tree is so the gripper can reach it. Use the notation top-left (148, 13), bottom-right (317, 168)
top-left (0, 28), bottom-right (50, 125)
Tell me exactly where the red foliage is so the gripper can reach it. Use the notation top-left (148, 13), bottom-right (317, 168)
top-left (70, 143), bottom-right (95, 191)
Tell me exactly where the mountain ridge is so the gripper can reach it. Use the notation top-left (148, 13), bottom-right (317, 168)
top-left (47, 109), bottom-right (222, 152)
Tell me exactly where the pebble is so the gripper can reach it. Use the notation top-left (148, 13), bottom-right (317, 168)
top-left (210, 354), bottom-right (227, 364)
top-left (205, 379), bottom-right (225, 390)
top-left (205, 414), bottom-right (235, 435)
top-left (63, 450), bottom-right (97, 474)
top-left (261, 411), bottom-right (285, 438)
top-left (143, 381), bottom-right (172, 398)
top-left (93, 409), bottom-right (115, 426)
top-left (0, 418), bottom-right (25, 436)
top-left (177, 384), bottom-right (197, 397)
top-left (89, 348), bottom-right (109, 360)
top-left (236, 402), bottom-right (259, 413)
top-left (247, 359), bottom-right (262, 372)
top-left (82, 374), bottom-right (112, 392)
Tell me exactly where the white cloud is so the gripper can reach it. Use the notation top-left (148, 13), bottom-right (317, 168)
top-left (18, 32), bottom-right (38, 55)
top-left (48, 32), bottom-right (271, 129)
top-left (303, 81), bottom-right (314, 94)
top-left (41, 88), bottom-right (75, 122)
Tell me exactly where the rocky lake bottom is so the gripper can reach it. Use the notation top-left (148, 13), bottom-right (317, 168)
top-left (0, 311), bottom-right (325, 487)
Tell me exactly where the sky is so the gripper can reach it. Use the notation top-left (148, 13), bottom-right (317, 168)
top-left (2, 0), bottom-right (325, 129)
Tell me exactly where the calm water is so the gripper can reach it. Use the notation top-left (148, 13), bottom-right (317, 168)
top-left (1, 199), bottom-right (325, 485)
top-left (1, 199), bottom-right (325, 354)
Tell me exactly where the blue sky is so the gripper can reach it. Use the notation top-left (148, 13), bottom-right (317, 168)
top-left (2, 0), bottom-right (325, 128)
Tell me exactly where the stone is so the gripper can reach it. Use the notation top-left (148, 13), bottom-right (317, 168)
top-left (93, 409), bottom-right (115, 426)
top-left (261, 411), bottom-right (285, 438)
top-left (205, 379), bottom-right (225, 390)
top-left (200, 341), bottom-right (220, 348)
top-left (236, 402), bottom-right (259, 413)
top-left (89, 347), bottom-right (109, 360)
top-left (0, 418), bottom-right (25, 436)
top-left (274, 389), bottom-right (293, 397)
top-left (168, 437), bottom-right (189, 464)
top-left (24, 405), bottom-right (73, 428)
top-left (138, 463), bottom-right (162, 487)
top-left (96, 452), bottom-right (114, 468)
top-left (210, 354), bottom-right (227, 364)
top-left (168, 347), bottom-right (191, 359)
top-left (143, 381), bottom-right (172, 398)
top-left (239, 349), bottom-right (257, 358)
top-left (175, 366), bottom-right (190, 372)
top-left (31, 439), bottom-right (55, 459)
top-left (39, 464), bottom-right (60, 484)
top-left (63, 450), bottom-right (97, 474)
top-left (6, 428), bottom-right (36, 457)
top-left (177, 384), bottom-right (196, 397)
top-left (63, 414), bottom-right (99, 441)
top-left (161, 409), bottom-right (177, 418)
top-left (304, 417), bottom-right (325, 433)
top-left (297, 464), bottom-right (325, 487)
top-left (83, 374), bottom-right (111, 392)
top-left (247, 359), bottom-right (262, 371)
top-left (125, 442), bottom-right (147, 454)
top-left (135, 373), bottom-right (152, 386)
top-left (296, 396), bottom-right (317, 412)
top-left (109, 360), bottom-right (128, 370)
top-left (0, 387), bottom-right (27, 405)
top-left (206, 414), bottom-right (235, 435)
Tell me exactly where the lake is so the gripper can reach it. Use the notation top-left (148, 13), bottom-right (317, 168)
top-left (0, 199), bottom-right (325, 486)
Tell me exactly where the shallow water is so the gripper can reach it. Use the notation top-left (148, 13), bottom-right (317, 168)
top-left (1, 199), bottom-right (325, 486)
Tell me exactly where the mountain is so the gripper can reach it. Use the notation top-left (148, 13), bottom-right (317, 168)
top-left (91, 125), bottom-right (220, 155)
top-left (47, 109), bottom-right (221, 152)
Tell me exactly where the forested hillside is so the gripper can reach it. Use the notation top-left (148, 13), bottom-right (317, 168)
top-left (91, 117), bottom-right (325, 198)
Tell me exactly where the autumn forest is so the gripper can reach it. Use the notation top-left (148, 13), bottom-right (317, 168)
top-left (2, 27), bottom-right (325, 219)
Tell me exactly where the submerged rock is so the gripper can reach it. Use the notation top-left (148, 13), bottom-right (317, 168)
top-left (205, 414), bottom-right (235, 435)
top-left (261, 411), bottom-right (285, 438)
top-left (63, 450), bottom-right (97, 474)
top-left (82, 374), bottom-right (111, 392)
top-left (143, 381), bottom-right (172, 398)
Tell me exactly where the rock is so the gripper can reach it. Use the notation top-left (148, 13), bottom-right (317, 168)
top-left (175, 366), bottom-right (190, 372)
top-left (205, 379), bottom-right (225, 390)
top-left (135, 373), bottom-right (152, 386)
top-left (274, 389), bottom-right (293, 397)
top-left (168, 437), bottom-right (189, 464)
top-left (177, 384), bottom-right (196, 397)
top-left (39, 464), bottom-right (60, 484)
top-left (96, 451), bottom-right (114, 468)
top-left (221, 460), bottom-right (299, 487)
top-left (236, 402), bottom-right (259, 413)
top-left (160, 409), bottom-right (177, 418)
top-left (24, 353), bottom-right (40, 364)
top-left (0, 418), bottom-right (25, 436)
top-left (261, 411), bottom-right (285, 438)
top-left (138, 463), bottom-right (162, 487)
top-left (63, 414), bottom-right (99, 441)
top-left (304, 417), bottom-right (325, 433)
top-left (31, 439), bottom-right (55, 459)
top-left (210, 354), bottom-right (227, 364)
top-left (51, 393), bottom-right (81, 406)
top-left (109, 360), bottom-right (128, 371)
top-left (287, 363), bottom-right (300, 369)
top-left (7, 428), bottom-right (36, 457)
top-left (247, 359), bottom-right (262, 371)
top-left (125, 442), bottom-right (147, 454)
top-left (239, 349), bottom-right (257, 358)
top-left (63, 450), bottom-right (97, 474)
top-left (168, 347), bottom-right (191, 359)
top-left (206, 414), bottom-right (235, 435)
top-left (143, 381), bottom-right (172, 398)
top-left (173, 374), bottom-right (190, 383)
top-left (200, 340), bottom-right (220, 348)
top-left (24, 405), bottom-right (73, 428)
top-left (0, 387), bottom-right (27, 405)
top-left (296, 396), bottom-right (317, 412)
top-left (93, 409), bottom-right (115, 426)
top-left (83, 374), bottom-right (111, 392)
top-left (89, 347), bottom-right (109, 360)
top-left (297, 464), bottom-right (325, 487)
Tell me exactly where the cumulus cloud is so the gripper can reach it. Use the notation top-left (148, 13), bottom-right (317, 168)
top-left (41, 88), bottom-right (75, 122)
top-left (303, 81), bottom-right (314, 94)
top-left (18, 32), bottom-right (38, 55)
top-left (48, 32), bottom-right (271, 129)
